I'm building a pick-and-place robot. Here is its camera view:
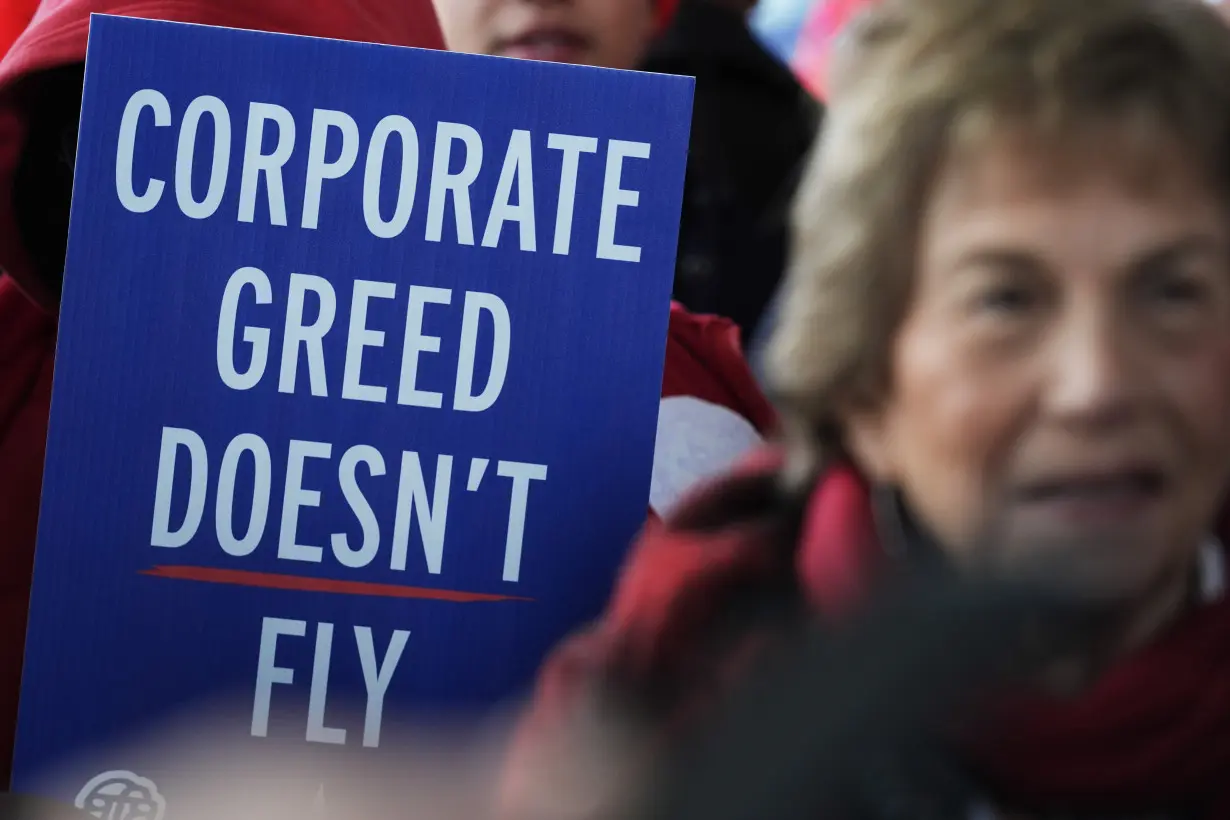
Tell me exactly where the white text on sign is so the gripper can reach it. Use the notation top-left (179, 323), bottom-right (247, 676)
top-left (251, 618), bottom-right (409, 748)
top-left (115, 90), bottom-right (652, 261)
top-left (151, 432), bottom-right (547, 583)
top-left (215, 267), bottom-right (510, 410)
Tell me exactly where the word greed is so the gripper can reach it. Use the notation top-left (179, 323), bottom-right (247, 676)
top-left (217, 266), bottom-right (510, 410)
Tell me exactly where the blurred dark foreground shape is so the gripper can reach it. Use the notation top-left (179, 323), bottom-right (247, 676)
top-left (638, 566), bottom-right (1124, 820)
top-left (0, 565), bottom-right (1111, 820)
top-left (0, 794), bottom-right (91, 820)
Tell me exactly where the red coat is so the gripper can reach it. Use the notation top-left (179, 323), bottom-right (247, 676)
top-left (0, 0), bottom-right (38, 60)
top-left (0, 0), bottom-right (773, 780)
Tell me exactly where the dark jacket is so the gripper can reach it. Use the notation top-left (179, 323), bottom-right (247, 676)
top-left (642, 0), bottom-right (820, 342)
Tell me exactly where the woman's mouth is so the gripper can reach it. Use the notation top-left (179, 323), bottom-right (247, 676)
top-left (497, 28), bottom-right (591, 63)
top-left (1013, 466), bottom-right (1168, 524)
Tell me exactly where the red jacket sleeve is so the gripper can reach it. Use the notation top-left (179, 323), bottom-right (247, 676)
top-left (648, 304), bottom-right (777, 520)
top-left (660, 302), bottom-right (776, 432)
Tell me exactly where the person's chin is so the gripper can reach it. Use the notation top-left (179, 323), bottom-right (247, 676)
top-left (496, 43), bottom-right (591, 65)
top-left (994, 516), bottom-right (1173, 606)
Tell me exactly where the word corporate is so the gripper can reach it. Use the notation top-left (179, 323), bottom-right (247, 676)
top-left (116, 89), bottom-right (654, 260)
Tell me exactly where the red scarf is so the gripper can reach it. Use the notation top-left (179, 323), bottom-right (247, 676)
top-left (793, 463), bottom-right (1230, 816)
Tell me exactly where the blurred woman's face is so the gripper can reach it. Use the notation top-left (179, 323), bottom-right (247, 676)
top-left (431, 0), bottom-right (656, 70)
top-left (845, 129), bottom-right (1230, 609)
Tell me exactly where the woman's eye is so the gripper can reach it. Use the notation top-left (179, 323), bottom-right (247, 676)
top-left (974, 285), bottom-right (1036, 315)
top-left (1142, 273), bottom-right (1207, 308)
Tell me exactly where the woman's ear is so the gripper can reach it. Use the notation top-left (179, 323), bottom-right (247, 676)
top-left (840, 404), bottom-right (898, 483)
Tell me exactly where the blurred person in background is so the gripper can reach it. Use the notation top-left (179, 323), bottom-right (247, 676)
top-left (643, 0), bottom-right (818, 340)
top-left (434, 0), bottom-right (818, 340)
top-left (0, 0), bottom-right (445, 787)
top-left (504, 0), bottom-right (1230, 817)
top-left (431, 0), bottom-right (783, 528)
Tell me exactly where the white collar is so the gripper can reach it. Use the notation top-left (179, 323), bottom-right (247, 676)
top-left (1198, 537), bottom-right (1225, 603)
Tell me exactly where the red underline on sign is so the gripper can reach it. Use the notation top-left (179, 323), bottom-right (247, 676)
top-left (140, 565), bottom-right (535, 603)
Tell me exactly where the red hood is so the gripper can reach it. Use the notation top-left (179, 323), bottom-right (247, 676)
top-left (0, 0), bottom-right (444, 310)
top-left (0, 0), bottom-right (39, 59)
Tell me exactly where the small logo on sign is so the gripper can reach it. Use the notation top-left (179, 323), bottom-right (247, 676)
top-left (74, 771), bottom-right (166, 820)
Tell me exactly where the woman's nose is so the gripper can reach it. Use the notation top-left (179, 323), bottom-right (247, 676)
top-left (1043, 310), bottom-right (1143, 431)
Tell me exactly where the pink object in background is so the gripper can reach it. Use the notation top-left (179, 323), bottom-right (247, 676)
top-left (791, 0), bottom-right (875, 99)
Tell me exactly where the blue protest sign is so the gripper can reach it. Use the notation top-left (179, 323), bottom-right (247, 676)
top-left (12, 13), bottom-right (692, 800)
